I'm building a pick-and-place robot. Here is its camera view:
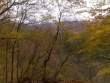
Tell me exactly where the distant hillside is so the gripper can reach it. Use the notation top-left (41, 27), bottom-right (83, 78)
top-left (23, 21), bottom-right (86, 33)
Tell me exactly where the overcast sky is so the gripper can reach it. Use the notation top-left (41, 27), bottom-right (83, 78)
top-left (11, 0), bottom-right (110, 23)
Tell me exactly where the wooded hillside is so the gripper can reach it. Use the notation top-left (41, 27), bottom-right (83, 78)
top-left (0, 0), bottom-right (110, 83)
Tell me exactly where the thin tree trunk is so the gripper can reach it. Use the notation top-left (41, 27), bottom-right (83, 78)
top-left (6, 39), bottom-right (9, 83)
top-left (89, 66), bottom-right (93, 82)
top-left (11, 41), bottom-right (16, 83)
top-left (42, 12), bottom-right (62, 83)
top-left (53, 54), bottom-right (70, 80)
top-left (16, 41), bottom-right (19, 83)
top-left (18, 42), bottom-right (40, 80)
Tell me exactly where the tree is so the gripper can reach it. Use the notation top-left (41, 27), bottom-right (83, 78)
top-left (76, 15), bottom-right (110, 82)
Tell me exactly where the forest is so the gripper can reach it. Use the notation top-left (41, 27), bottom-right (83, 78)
top-left (0, 0), bottom-right (110, 83)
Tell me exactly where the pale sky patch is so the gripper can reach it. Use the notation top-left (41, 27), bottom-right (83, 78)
top-left (10, 0), bottom-right (110, 23)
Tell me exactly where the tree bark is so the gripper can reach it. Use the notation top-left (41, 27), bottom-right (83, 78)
top-left (5, 39), bottom-right (9, 83)
top-left (11, 41), bottom-right (16, 83)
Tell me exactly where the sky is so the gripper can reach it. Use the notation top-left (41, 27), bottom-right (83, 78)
top-left (11, 0), bottom-right (110, 23)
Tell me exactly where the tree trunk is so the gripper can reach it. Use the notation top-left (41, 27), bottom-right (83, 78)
top-left (5, 39), bottom-right (9, 83)
top-left (11, 41), bottom-right (16, 83)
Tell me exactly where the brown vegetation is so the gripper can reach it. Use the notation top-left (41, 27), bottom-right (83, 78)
top-left (19, 79), bottom-right (96, 83)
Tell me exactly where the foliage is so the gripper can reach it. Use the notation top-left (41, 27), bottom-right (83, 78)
top-left (78, 16), bottom-right (110, 56)
top-left (76, 16), bottom-right (110, 78)
top-left (97, 67), bottom-right (110, 76)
